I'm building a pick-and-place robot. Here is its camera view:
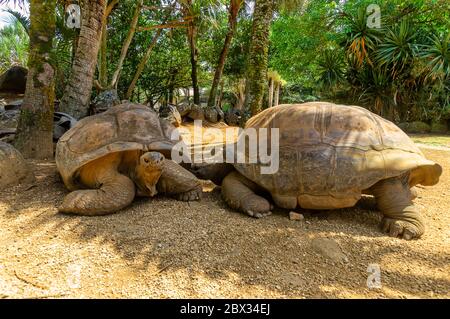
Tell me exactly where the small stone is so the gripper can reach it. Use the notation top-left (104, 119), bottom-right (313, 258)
top-left (311, 237), bottom-right (347, 263)
top-left (289, 212), bottom-right (304, 221)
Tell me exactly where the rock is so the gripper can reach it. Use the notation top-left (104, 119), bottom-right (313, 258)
top-left (311, 237), bottom-right (347, 263)
top-left (204, 108), bottom-right (219, 123)
top-left (176, 103), bottom-right (192, 117)
top-left (90, 89), bottom-right (120, 115)
top-left (430, 122), bottom-right (448, 134)
top-left (289, 212), bottom-right (305, 221)
top-left (224, 109), bottom-right (242, 126)
top-left (0, 108), bottom-right (77, 142)
top-left (187, 104), bottom-right (205, 121)
top-left (0, 66), bottom-right (28, 94)
top-left (0, 142), bottom-right (34, 190)
top-left (53, 112), bottom-right (77, 140)
top-left (398, 121), bottom-right (431, 133)
top-left (4, 99), bottom-right (22, 111)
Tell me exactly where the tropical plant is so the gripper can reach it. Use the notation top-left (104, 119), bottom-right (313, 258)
top-left (0, 19), bottom-right (28, 72)
top-left (421, 33), bottom-right (450, 83)
top-left (317, 49), bottom-right (346, 89)
top-left (342, 7), bottom-right (381, 68)
top-left (375, 20), bottom-right (417, 79)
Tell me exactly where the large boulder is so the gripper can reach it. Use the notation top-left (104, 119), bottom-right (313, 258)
top-left (224, 109), bottom-right (242, 126)
top-left (204, 107), bottom-right (225, 124)
top-left (187, 104), bottom-right (205, 121)
top-left (176, 103), bottom-right (192, 117)
top-left (0, 66), bottom-right (28, 94)
top-left (0, 103), bottom-right (77, 142)
top-left (0, 108), bottom-right (20, 129)
top-left (204, 107), bottom-right (219, 123)
top-left (0, 142), bottom-right (34, 190)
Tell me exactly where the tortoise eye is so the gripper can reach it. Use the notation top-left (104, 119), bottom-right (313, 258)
top-left (144, 158), bottom-right (149, 163)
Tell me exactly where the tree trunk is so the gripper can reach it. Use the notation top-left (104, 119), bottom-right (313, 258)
top-left (208, 0), bottom-right (242, 108)
top-left (244, 0), bottom-right (274, 116)
top-left (14, 0), bottom-right (56, 159)
top-left (110, 0), bottom-right (143, 89)
top-left (99, 22), bottom-right (108, 87)
top-left (274, 82), bottom-right (280, 106)
top-left (268, 78), bottom-right (274, 108)
top-left (188, 21), bottom-right (200, 105)
top-left (126, 28), bottom-right (163, 99)
top-left (217, 80), bottom-right (224, 108)
top-left (59, 0), bottom-right (106, 119)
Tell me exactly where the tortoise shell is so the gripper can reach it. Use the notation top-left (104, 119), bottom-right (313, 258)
top-left (56, 103), bottom-right (178, 191)
top-left (234, 102), bottom-right (442, 209)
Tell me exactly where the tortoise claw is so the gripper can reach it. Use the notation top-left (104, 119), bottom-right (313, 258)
top-left (176, 185), bottom-right (202, 202)
top-left (381, 217), bottom-right (422, 240)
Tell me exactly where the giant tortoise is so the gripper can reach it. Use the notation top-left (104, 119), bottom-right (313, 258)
top-left (192, 102), bottom-right (443, 240)
top-left (56, 103), bottom-right (202, 216)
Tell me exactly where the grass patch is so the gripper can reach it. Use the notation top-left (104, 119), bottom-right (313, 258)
top-left (410, 134), bottom-right (450, 147)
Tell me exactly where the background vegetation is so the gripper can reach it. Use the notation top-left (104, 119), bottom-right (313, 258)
top-left (1, 0), bottom-right (449, 155)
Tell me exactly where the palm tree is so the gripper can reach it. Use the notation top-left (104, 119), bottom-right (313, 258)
top-left (59, 0), bottom-right (107, 119)
top-left (5, 0), bottom-right (57, 159)
top-left (244, 0), bottom-right (275, 115)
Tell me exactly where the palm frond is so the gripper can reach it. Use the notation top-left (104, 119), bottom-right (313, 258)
top-left (2, 8), bottom-right (30, 34)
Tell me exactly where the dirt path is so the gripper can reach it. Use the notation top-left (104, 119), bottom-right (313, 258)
top-left (0, 148), bottom-right (449, 299)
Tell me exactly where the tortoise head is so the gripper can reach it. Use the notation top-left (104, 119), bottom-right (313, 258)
top-left (135, 151), bottom-right (165, 196)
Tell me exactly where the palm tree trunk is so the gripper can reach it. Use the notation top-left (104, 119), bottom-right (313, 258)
top-left (99, 22), bottom-right (108, 87)
top-left (14, 0), bottom-right (56, 159)
top-left (244, 0), bottom-right (274, 115)
top-left (59, 0), bottom-right (106, 119)
top-left (274, 82), bottom-right (280, 106)
top-left (208, 0), bottom-right (242, 108)
top-left (268, 78), bottom-right (274, 107)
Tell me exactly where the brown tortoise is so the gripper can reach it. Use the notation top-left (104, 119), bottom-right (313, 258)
top-left (56, 103), bottom-right (202, 216)
top-left (192, 102), bottom-right (443, 240)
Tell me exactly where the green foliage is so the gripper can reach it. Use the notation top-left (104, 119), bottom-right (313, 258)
top-left (375, 20), bottom-right (417, 78)
top-left (0, 19), bottom-right (29, 72)
top-left (317, 49), bottom-right (345, 89)
top-left (1, 0), bottom-right (448, 124)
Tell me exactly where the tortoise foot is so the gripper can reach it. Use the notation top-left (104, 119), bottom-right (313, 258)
top-left (241, 195), bottom-right (272, 219)
top-left (176, 185), bottom-right (202, 202)
top-left (381, 217), bottom-right (423, 240)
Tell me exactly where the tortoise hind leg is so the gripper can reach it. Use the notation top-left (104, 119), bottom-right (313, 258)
top-left (222, 171), bottom-right (272, 218)
top-left (157, 160), bottom-right (202, 201)
top-left (370, 174), bottom-right (425, 240)
top-left (59, 173), bottom-right (135, 216)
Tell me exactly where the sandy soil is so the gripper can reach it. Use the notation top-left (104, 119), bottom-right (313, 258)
top-left (0, 147), bottom-right (449, 299)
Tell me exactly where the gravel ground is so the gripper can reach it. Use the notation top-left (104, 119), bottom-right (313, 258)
top-left (0, 148), bottom-right (449, 299)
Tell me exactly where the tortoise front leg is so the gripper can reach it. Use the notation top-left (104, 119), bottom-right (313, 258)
top-left (222, 171), bottom-right (272, 218)
top-left (157, 160), bottom-right (202, 201)
top-left (59, 173), bottom-right (136, 216)
top-left (370, 175), bottom-right (425, 240)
